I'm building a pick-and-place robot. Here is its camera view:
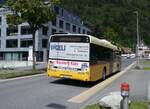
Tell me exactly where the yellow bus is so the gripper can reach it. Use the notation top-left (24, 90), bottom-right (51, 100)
top-left (47, 34), bottom-right (121, 81)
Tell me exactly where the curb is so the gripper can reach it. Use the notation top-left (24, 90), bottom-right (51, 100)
top-left (68, 61), bottom-right (136, 104)
top-left (148, 81), bottom-right (150, 103)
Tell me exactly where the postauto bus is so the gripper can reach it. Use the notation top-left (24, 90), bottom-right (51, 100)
top-left (47, 34), bottom-right (121, 81)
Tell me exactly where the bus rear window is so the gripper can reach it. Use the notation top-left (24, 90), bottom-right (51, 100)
top-left (50, 35), bottom-right (89, 43)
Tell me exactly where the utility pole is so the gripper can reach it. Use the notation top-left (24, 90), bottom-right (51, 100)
top-left (134, 11), bottom-right (140, 69)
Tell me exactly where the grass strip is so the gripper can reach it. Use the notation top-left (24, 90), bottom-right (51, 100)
top-left (83, 100), bottom-right (149, 109)
top-left (140, 60), bottom-right (150, 64)
top-left (0, 71), bottom-right (43, 79)
top-left (83, 104), bottom-right (102, 109)
top-left (143, 67), bottom-right (150, 70)
top-left (130, 100), bottom-right (149, 109)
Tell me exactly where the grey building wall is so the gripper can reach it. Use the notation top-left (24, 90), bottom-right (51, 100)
top-left (0, 7), bottom-right (90, 62)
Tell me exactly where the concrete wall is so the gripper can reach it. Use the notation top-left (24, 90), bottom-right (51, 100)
top-left (0, 61), bottom-right (33, 68)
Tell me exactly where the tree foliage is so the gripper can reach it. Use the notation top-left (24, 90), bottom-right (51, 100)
top-left (6, 0), bottom-right (57, 29)
top-left (5, 0), bottom-right (59, 71)
top-left (61, 0), bottom-right (150, 48)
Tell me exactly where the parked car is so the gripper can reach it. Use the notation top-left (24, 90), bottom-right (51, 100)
top-left (121, 53), bottom-right (136, 59)
top-left (130, 53), bottom-right (136, 58)
top-left (145, 54), bottom-right (150, 60)
top-left (121, 54), bottom-right (128, 59)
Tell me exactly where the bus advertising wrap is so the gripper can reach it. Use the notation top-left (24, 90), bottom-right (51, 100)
top-left (49, 59), bottom-right (89, 71)
top-left (49, 43), bottom-right (89, 61)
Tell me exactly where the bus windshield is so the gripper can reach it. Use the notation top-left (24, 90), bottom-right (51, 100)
top-left (49, 35), bottom-right (90, 61)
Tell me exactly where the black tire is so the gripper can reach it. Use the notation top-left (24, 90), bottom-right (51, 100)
top-left (117, 64), bottom-right (120, 72)
top-left (102, 68), bottom-right (106, 80)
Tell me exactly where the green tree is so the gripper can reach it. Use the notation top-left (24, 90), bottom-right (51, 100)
top-left (61, 0), bottom-right (150, 47)
top-left (6, 0), bottom-right (59, 72)
top-left (103, 27), bottom-right (119, 44)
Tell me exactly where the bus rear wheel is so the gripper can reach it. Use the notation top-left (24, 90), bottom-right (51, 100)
top-left (102, 68), bottom-right (106, 80)
top-left (117, 64), bottom-right (120, 72)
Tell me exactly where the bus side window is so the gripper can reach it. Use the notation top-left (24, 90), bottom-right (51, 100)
top-left (90, 44), bottom-right (114, 61)
top-left (90, 44), bottom-right (98, 61)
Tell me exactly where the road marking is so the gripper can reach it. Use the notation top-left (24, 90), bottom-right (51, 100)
top-left (68, 62), bottom-right (136, 104)
top-left (0, 73), bottom-right (46, 83)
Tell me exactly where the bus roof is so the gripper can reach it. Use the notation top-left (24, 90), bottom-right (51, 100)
top-left (50, 34), bottom-right (119, 51)
top-left (90, 35), bottom-right (118, 51)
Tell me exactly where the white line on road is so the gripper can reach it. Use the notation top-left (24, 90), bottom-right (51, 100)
top-left (68, 62), bottom-right (136, 104)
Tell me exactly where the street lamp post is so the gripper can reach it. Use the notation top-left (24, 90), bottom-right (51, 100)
top-left (134, 11), bottom-right (140, 68)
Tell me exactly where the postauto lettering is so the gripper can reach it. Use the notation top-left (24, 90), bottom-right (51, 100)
top-left (51, 44), bottom-right (66, 51)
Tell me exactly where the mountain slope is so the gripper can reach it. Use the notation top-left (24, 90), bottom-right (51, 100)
top-left (61, 0), bottom-right (150, 48)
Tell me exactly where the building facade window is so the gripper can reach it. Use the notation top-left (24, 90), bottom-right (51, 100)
top-left (66, 23), bottom-right (70, 31)
top-left (54, 6), bottom-right (59, 14)
top-left (52, 28), bottom-right (56, 34)
top-left (22, 52), bottom-right (28, 61)
top-left (36, 51), bottom-right (43, 62)
top-left (42, 26), bottom-right (48, 36)
top-left (0, 16), bottom-right (1, 25)
top-left (72, 25), bottom-right (76, 32)
top-left (0, 40), bottom-right (1, 48)
top-left (42, 39), bottom-right (48, 48)
top-left (6, 39), bottom-right (18, 48)
top-left (59, 20), bottom-right (64, 29)
top-left (5, 52), bottom-right (20, 61)
top-left (20, 39), bottom-right (33, 47)
top-left (21, 26), bottom-right (32, 35)
top-left (7, 26), bottom-right (18, 36)
top-left (78, 27), bottom-right (81, 33)
top-left (83, 29), bottom-right (85, 34)
top-left (59, 30), bottom-right (63, 33)
top-left (61, 9), bottom-right (64, 16)
top-left (52, 18), bottom-right (57, 26)
top-left (0, 29), bottom-right (1, 37)
top-left (0, 52), bottom-right (4, 60)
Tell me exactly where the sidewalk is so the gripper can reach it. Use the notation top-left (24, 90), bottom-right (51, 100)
top-left (82, 59), bottom-right (150, 109)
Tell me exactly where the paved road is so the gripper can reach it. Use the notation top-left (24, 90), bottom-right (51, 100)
top-left (0, 58), bottom-right (135, 109)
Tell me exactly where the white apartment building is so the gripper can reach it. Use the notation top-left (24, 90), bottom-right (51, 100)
top-left (0, 6), bottom-right (90, 62)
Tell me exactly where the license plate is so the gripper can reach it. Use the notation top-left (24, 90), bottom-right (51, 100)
top-left (63, 75), bottom-right (70, 78)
